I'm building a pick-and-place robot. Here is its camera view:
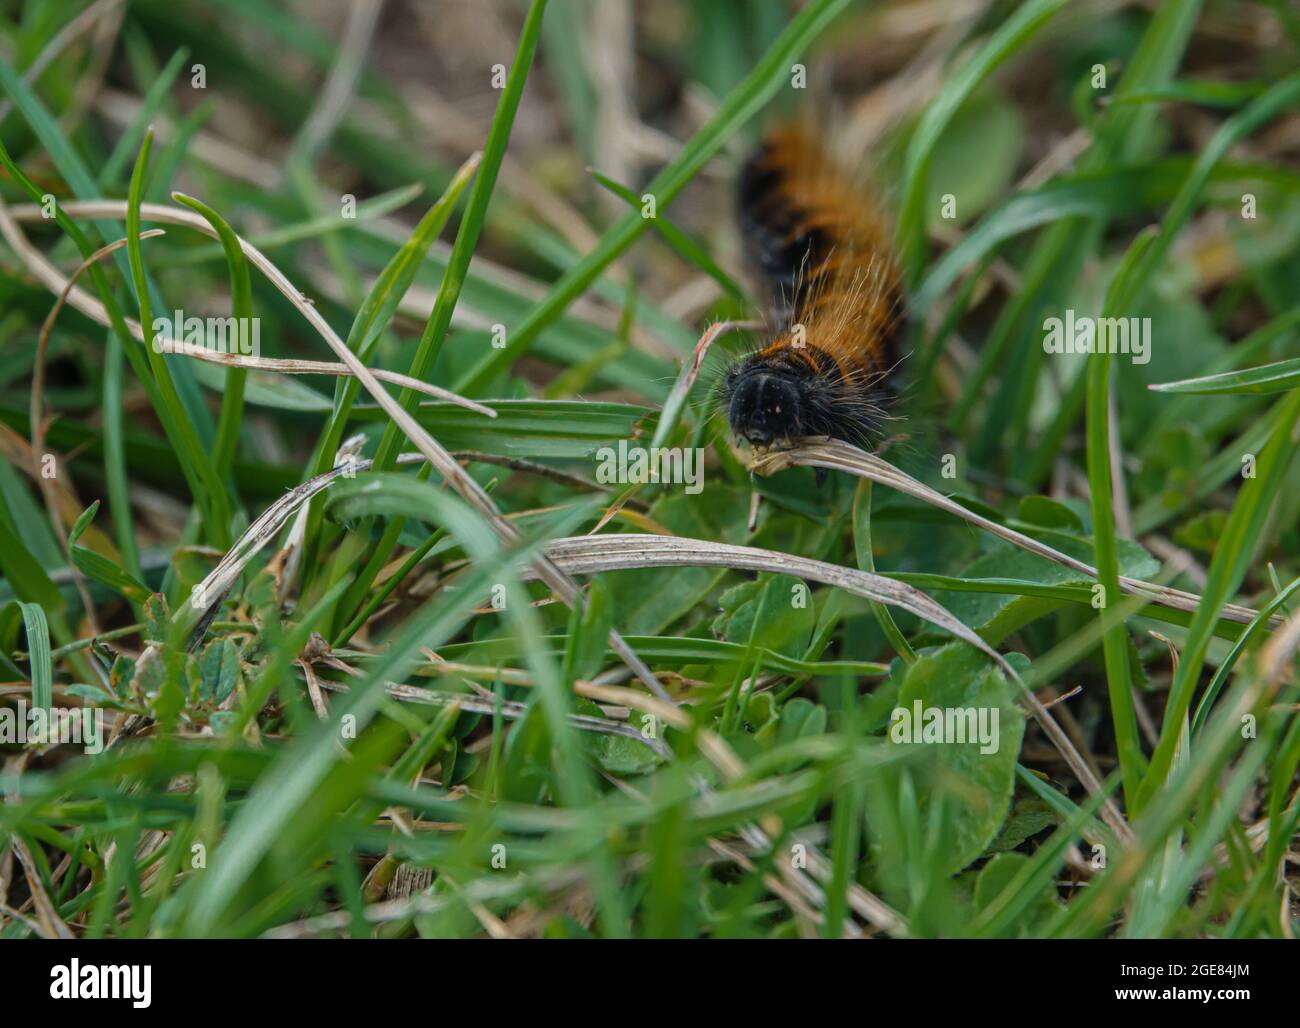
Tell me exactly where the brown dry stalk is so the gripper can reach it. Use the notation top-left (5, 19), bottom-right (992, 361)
top-left (753, 438), bottom-right (1273, 629)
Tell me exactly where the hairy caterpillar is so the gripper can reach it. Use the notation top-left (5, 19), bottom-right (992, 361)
top-left (721, 125), bottom-right (905, 451)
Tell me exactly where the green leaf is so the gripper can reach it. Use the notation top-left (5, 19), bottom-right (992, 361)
top-left (772, 697), bottom-right (828, 774)
top-left (923, 90), bottom-right (1023, 228)
top-left (854, 479), bottom-right (916, 663)
top-left (0, 518), bottom-right (63, 611)
top-left (1149, 355), bottom-right (1300, 395)
top-left (143, 594), bottom-right (171, 644)
top-left (70, 546), bottom-right (152, 604)
top-left (973, 852), bottom-right (1061, 935)
top-left (577, 699), bottom-right (662, 777)
top-left (1172, 510), bottom-right (1227, 555)
top-left (197, 638), bottom-right (242, 704)
top-left (19, 602), bottom-right (52, 712)
top-left (1016, 496), bottom-right (1085, 533)
top-left (500, 695), bottom-right (554, 804)
top-left (880, 644), bottom-right (1026, 875)
top-left (348, 399), bottom-right (652, 461)
top-left (1111, 78), bottom-right (1267, 109)
top-left (429, 635), bottom-right (888, 679)
top-left (67, 501), bottom-right (100, 547)
top-left (988, 796), bottom-right (1058, 853)
top-left (188, 361), bottom-right (333, 411)
top-left (604, 488), bottom-right (750, 635)
top-left (715, 574), bottom-right (815, 659)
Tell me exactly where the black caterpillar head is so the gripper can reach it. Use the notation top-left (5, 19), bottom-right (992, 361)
top-left (720, 349), bottom-right (886, 451)
top-left (722, 361), bottom-right (805, 447)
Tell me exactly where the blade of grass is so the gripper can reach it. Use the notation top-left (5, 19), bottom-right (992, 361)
top-left (0, 51), bottom-right (215, 442)
top-left (171, 192), bottom-right (252, 488)
top-left (1149, 356), bottom-right (1300, 395)
top-left (1084, 230), bottom-right (1159, 812)
top-left (99, 46), bottom-right (188, 187)
top-left (18, 602), bottom-right (52, 712)
top-left (181, 484), bottom-right (584, 935)
top-left (588, 168), bottom-right (747, 302)
top-left (1126, 72), bottom-right (1300, 810)
top-left (1139, 389), bottom-right (1300, 809)
top-left (371, 0), bottom-right (549, 469)
top-left (852, 479), bottom-right (916, 664)
top-left (296, 151), bottom-right (480, 592)
top-left (1191, 576), bottom-right (1300, 735)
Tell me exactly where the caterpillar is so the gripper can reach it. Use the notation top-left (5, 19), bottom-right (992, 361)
top-left (720, 124), bottom-right (905, 452)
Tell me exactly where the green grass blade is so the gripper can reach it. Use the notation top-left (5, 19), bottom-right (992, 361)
top-left (18, 602), bottom-right (52, 712)
top-left (589, 168), bottom-right (747, 302)
top-left (1084, 229), bottom-right (1158, 812)
top-left (171, 192), bottom-right (253, 488)
top-left (1149, 355), bottom-right (1300, 395)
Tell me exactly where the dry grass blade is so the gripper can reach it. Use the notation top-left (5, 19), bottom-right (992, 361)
top-left (181, 452), bottom-right (424, 642)
top-left (545, 532), bottom-right (1014, 676)
top-left (10, 835), bottom-right (74, 939)
top-left (1, 201), bottom-right (493, 417)
top-left (753, 438), bottom-right (1273, 628)
top-left (154, 347), bottom-right (498, 417)
top-left (313, 676), bottom-right (672, 760)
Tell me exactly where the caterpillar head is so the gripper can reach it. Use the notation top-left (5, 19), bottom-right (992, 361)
top-left (722, 361), bottom-right (808, 449)
top-left (719, 348), bottom-right (886, 452)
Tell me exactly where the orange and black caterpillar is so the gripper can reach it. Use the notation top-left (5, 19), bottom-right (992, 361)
top-left (721, 125), bottom-right (905, 450)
